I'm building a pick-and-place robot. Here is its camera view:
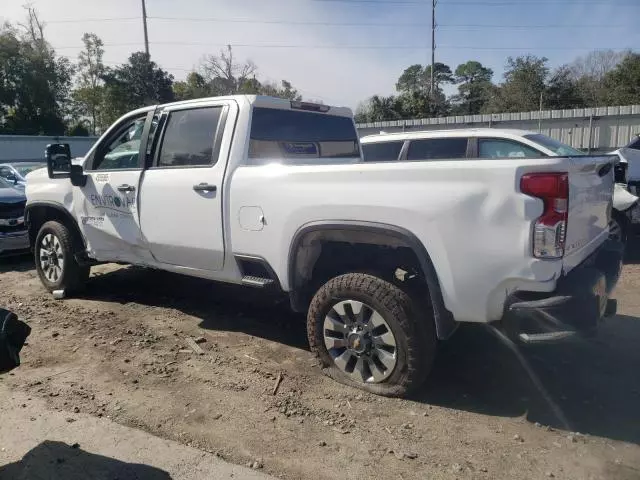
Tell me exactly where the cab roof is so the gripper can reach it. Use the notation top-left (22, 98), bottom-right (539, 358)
top-left (361, 128), bottom-right (540, 143)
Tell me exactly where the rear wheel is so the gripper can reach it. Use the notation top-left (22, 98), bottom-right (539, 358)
top-left (307, 273), bottom-right (436, 397)
top-left (34, 221), bottom-right (89, 293)
top-left (610, 211), bottom-right (628, 244)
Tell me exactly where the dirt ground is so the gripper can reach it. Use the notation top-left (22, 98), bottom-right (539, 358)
top-left (2, 250), bottom-right (640, 480)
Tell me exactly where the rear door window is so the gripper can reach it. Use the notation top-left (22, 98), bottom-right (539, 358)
top-left (478, 138), bottom-right (543, 159)
top-left (362, 141), bottom-right (404, 162)
top-left (406, 138), bottom-right (468, 161)
top-left (249, 107), bottom-right (359, 162)
top-left (157, 107), bottom-right (223, 168)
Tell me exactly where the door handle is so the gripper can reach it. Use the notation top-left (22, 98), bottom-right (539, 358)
top-left (193, 183), bottom-right (217, 192)
top-left (117, 184), bottom-right (135, 192)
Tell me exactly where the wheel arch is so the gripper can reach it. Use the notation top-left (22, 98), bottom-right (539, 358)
top-left (287, 220), bottom-right (457, 339)
top-left (25, 201), bottom-right (87, 253)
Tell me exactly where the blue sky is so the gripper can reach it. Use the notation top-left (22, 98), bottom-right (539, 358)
top-left (2, 0), bottom-right (639, 109)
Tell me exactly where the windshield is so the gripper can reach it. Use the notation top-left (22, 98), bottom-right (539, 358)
top-left (523, 133), bottom-right (586, 156)
top-left (0, 176), bottom-right (13, 188)
top-left (15, 164), bottom-right (45, 177)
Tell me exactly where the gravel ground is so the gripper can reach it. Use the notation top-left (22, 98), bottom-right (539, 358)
top-left (1, 251), bottom-right (640, 480)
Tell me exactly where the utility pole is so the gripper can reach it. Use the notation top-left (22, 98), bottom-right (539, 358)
top-left (538, 90), bottom-right (543, 132)
top-left (141, 0), bottom-right (149, 57)
top-left (430, 0), bottom-right (436, 99)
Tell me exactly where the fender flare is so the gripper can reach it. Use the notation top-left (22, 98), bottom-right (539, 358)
top-left (287, 220), bottom-right (457, 339)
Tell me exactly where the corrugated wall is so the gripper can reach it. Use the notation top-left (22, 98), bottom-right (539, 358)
top-left (0, 135), bottom-right (98, 163)
top-left (357, 105), bottom-right (640, 151)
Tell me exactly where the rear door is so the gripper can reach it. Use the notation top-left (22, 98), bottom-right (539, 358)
top-left (138, 99), bottom-right (238, 271)
top-left (563, 156), bottom-right (616, 272)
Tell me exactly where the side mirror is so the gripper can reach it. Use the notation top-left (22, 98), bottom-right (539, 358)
top-left (45, 143), bottom-right (72, 179)
top-left (6, 174), bottom-right (17, 184)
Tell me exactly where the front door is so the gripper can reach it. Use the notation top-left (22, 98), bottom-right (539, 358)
top-left (138, 100), bottom-right (237, 271)
top-left (74, 111), bottom-right (156, 263)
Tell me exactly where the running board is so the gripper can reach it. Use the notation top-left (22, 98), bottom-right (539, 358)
top-left (241, 276), bottom-right (275, 288)
top-left (518, 331), bottom-right (577, 344)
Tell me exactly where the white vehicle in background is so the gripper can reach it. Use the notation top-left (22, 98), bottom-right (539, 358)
top-left (23, 96), bottom-right (622, 396)
top-left (610, 134), bottom-right (640, 230)
top-left (361, 128), bottom-right (639, 243)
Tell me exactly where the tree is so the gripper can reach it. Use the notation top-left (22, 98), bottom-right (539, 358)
top-left (201, 45), bottom-right (257, 95)
top-left (173, 72), bottom-right (209, 101)
top-left (72, 33), bottom-right (105, 134)
top-left (259, 80), bottom-right (302, 101)
top-left (571, 50), bottom-right (627, 107)
top-left (100, 52), bottom-right (174, 125)
top-left (0, 9), bottom-right (73, 135)
top-left (486, 55), bottom-right (548, 112)
top-left (451, 61), bottom-right (493, 114)
top-left (545, 66), bottom-right (584, 109)
top-left (394, 63), bottom-right (453, 118)
top-left (355, 95), bottom-right (402, 122)
top-left (604, 53), bottom-right (640, 105)
top-left (396, 62), bottom-right (453, 97)
top-left (67, 120), bottom-right (90, 136)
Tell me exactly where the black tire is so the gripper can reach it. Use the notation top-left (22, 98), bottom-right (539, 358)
top-left (34, 220), bottom-right (89, 293)
top-left (610, 211), bottom-right (629, 245)
top-left (307, 273), bottom-right (436, 397)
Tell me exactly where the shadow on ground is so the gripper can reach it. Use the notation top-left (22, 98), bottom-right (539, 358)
top-left (78, 266), bottom-right (640, 446)
top-left (0, 441), bottom-right (171, 480)
top-left (0, 254), bottom-right (33, 273)
top-left (81, 266), bottom-right (308, 350)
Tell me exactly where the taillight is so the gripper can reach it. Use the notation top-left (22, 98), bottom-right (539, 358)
top-left (520, 172), bottom-right (569, 259)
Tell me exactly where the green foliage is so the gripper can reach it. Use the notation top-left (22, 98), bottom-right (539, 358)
top-left (0, 13), bottom-right (73, 135)
top-left (173, 46), bottom-right (303, 102)
top-left (604, 53), bottom-right (640, 105)
top-left (72, 33), bottom-right (105, 134)
top-left (450, 61), bottom-right (494, 114)
top-left (100, 52), bottom-right (175, 126)
top-left (67, 120), bottom-right (90, 136)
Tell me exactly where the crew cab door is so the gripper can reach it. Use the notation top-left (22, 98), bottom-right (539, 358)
top-left (138, 100), bottom-right (237, 271)
top-left (74, 110), bottom-right (157, 263)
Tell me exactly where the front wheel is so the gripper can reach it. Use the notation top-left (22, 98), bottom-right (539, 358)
top-left (34, 221), bottom-right (90, 293)
top-left (307, 273), bottom-right (436, 397)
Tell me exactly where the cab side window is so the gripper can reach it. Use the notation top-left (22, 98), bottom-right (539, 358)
top-left (92, 116), bottom-right (146, 170)
top-left (406, 138), bottom-right (468, 160)
top-left (478, 138), bottom-right (543, 159)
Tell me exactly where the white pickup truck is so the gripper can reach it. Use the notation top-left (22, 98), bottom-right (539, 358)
top-left (25, 95), bottom-right (623, 397)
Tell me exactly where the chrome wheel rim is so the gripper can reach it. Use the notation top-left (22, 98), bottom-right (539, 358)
top-left (39, 233), bottom-right (64, 282)
top-left (609, 219), bottom-right (622, 242)
top-left (323, 300), bottom-right (397, 383)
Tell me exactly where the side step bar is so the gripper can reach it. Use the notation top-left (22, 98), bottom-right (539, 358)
top-left (241, 276), bottom-right (275, 288)
top-left (518, 331), bottom-right (576, 344)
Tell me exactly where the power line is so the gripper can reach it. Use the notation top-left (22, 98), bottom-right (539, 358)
top-left (46, 17), bottom-right (140, 23)
top-left (53, 41), bottom-right (634, 52)
top-left (40, 16), bottom-right (632, 29)
top-left (148, 16), bottom-right (429, 27)
top-left (315, 0), bottom-right (638, 3)
top-left (439, 23), bottom-right (633, 28)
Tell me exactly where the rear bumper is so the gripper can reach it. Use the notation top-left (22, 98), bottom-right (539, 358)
top-left (504, 239), bottom-right (623, 343)
top-left (0, 229), bottom-right (30, 256)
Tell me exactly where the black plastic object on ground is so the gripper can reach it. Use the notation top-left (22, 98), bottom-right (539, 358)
top-left (0, 308), bottom-right (31, 374)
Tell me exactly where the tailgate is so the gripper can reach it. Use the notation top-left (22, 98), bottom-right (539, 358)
top-left (563, 155), bottom-right (615, 273)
